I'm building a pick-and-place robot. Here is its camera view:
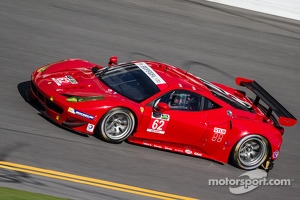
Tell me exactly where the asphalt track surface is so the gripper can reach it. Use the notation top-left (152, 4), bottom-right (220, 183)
top-left (0, 0), bottom-right (299, 199)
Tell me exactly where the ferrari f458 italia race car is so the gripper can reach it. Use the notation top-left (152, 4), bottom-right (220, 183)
top-left (28, 56), bottom-right (297, 171)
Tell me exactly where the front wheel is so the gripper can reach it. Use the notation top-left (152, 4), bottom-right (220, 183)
top-left (97, 108), bottom-right (135, 143)
top-left (231, 135), bottom-right (269, 170)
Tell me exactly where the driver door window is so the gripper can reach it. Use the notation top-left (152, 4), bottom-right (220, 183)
top-left (157, 90), bottom-right (201, 111)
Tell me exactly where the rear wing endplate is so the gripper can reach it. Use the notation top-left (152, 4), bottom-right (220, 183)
top-left (236, 77), bottom-right (297, 127)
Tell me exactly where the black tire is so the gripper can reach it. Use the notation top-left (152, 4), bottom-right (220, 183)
top-left (98, 108), bottom-right (135, 143)
top-left (231, 135), bottom-right (269, 170)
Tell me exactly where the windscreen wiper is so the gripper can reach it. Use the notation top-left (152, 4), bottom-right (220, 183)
top-left (94, 67), bottom-right (109, 79)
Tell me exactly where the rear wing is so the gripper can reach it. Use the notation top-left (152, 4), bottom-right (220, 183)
top-left (236, 77), bottom-right (297, 127)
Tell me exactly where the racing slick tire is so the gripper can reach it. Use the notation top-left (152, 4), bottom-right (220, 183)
top-left (98, 108), bottom-right (135, 144)
top-left (231, 135), bottom-right (269, 170)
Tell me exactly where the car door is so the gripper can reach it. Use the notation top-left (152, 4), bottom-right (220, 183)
top-left (136, 90), bottom-right (209, 146)
top-left (199, 104), bottom-right (233, 158)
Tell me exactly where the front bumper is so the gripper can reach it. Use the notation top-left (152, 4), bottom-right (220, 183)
top-left (30, 81), bottom-right (96, 134)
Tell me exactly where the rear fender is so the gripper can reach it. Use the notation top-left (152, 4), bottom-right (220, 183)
top-left (226, 120), bottom-right (282, 161)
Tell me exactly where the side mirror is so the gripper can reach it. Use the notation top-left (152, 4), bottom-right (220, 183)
top-left (156, 102), bottom-right (170, 112)
top-left (108, 56), bottom-right (118, 66)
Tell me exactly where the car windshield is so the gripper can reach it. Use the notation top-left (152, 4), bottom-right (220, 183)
top-left (99, 63), bottom-right (160, 102)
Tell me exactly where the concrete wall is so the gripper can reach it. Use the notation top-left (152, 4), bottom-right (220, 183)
top-left (206, 0), bottom-right (300, 20)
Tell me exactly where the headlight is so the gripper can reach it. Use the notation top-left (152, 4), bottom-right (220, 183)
top-left (66, 96), bottom-right (104, 102)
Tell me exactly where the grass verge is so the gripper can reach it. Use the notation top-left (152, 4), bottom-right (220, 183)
top-left (0, 187), bottom-right (69, 200)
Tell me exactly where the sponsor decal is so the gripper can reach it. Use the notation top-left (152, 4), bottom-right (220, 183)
top-left (143, 142), bottom-right (152, 147)
top-left (212, 127), bottom-right (226, 142)
top-left (175, 149), bottom-right (184, 153)
top-left (185, 149), bottom-right (192, 154)
top-left (105, 89), bottom-right (113, 94)
top-left (154, 145), bottom-right (163, 149)
top-left (213, 127), bottom-right (226, 134)
top-left (161, 114), bottom-right (169, 120)
top-left (86, 123), bottom-right (95, 132)
top-left (147, 112), bottom-right (170, 134)
top-left (135, 62), bottom-right (166, 85)
top-left (273, 150), bottom-right (279, 158)
top-left (52, 78), bottom-right (61, 86)
top-left (52, 75), bottom-right (78, 86)
top-left (68, 107), bottom-right (75, 114)
top-left (67, 75), bottom-right (77, 84)
top-left (227, 110), bottom-right (233, 117)
top-left (194, 152), bottom-right (202, 156)
top-left (68, 107), bottom-right (94, 120)
top-left (140, 107), bottom-right (144, 113)
top-left (164, 146), bottom-right (173, 151)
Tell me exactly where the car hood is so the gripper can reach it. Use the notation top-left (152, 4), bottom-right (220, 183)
top-left (33, 59), bottom-right (114, 98)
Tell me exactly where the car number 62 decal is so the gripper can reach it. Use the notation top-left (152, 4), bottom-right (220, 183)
top-left (147, 113), bottom-right (170, 134)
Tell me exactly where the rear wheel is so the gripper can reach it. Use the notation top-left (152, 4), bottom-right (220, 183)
top-left (231, 135), bottom-right (269, 170)
top-left (98, 108), bottom-right (135, 143)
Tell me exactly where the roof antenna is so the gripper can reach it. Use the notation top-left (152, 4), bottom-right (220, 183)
top-left (185, 65), bottom-right (192, 74)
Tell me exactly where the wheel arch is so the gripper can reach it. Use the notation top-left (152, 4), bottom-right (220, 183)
top-left (116, 106), bottom-right (139, 134)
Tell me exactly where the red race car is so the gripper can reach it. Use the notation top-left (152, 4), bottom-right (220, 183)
top-left (28, 56), bottom-right (297, 171)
